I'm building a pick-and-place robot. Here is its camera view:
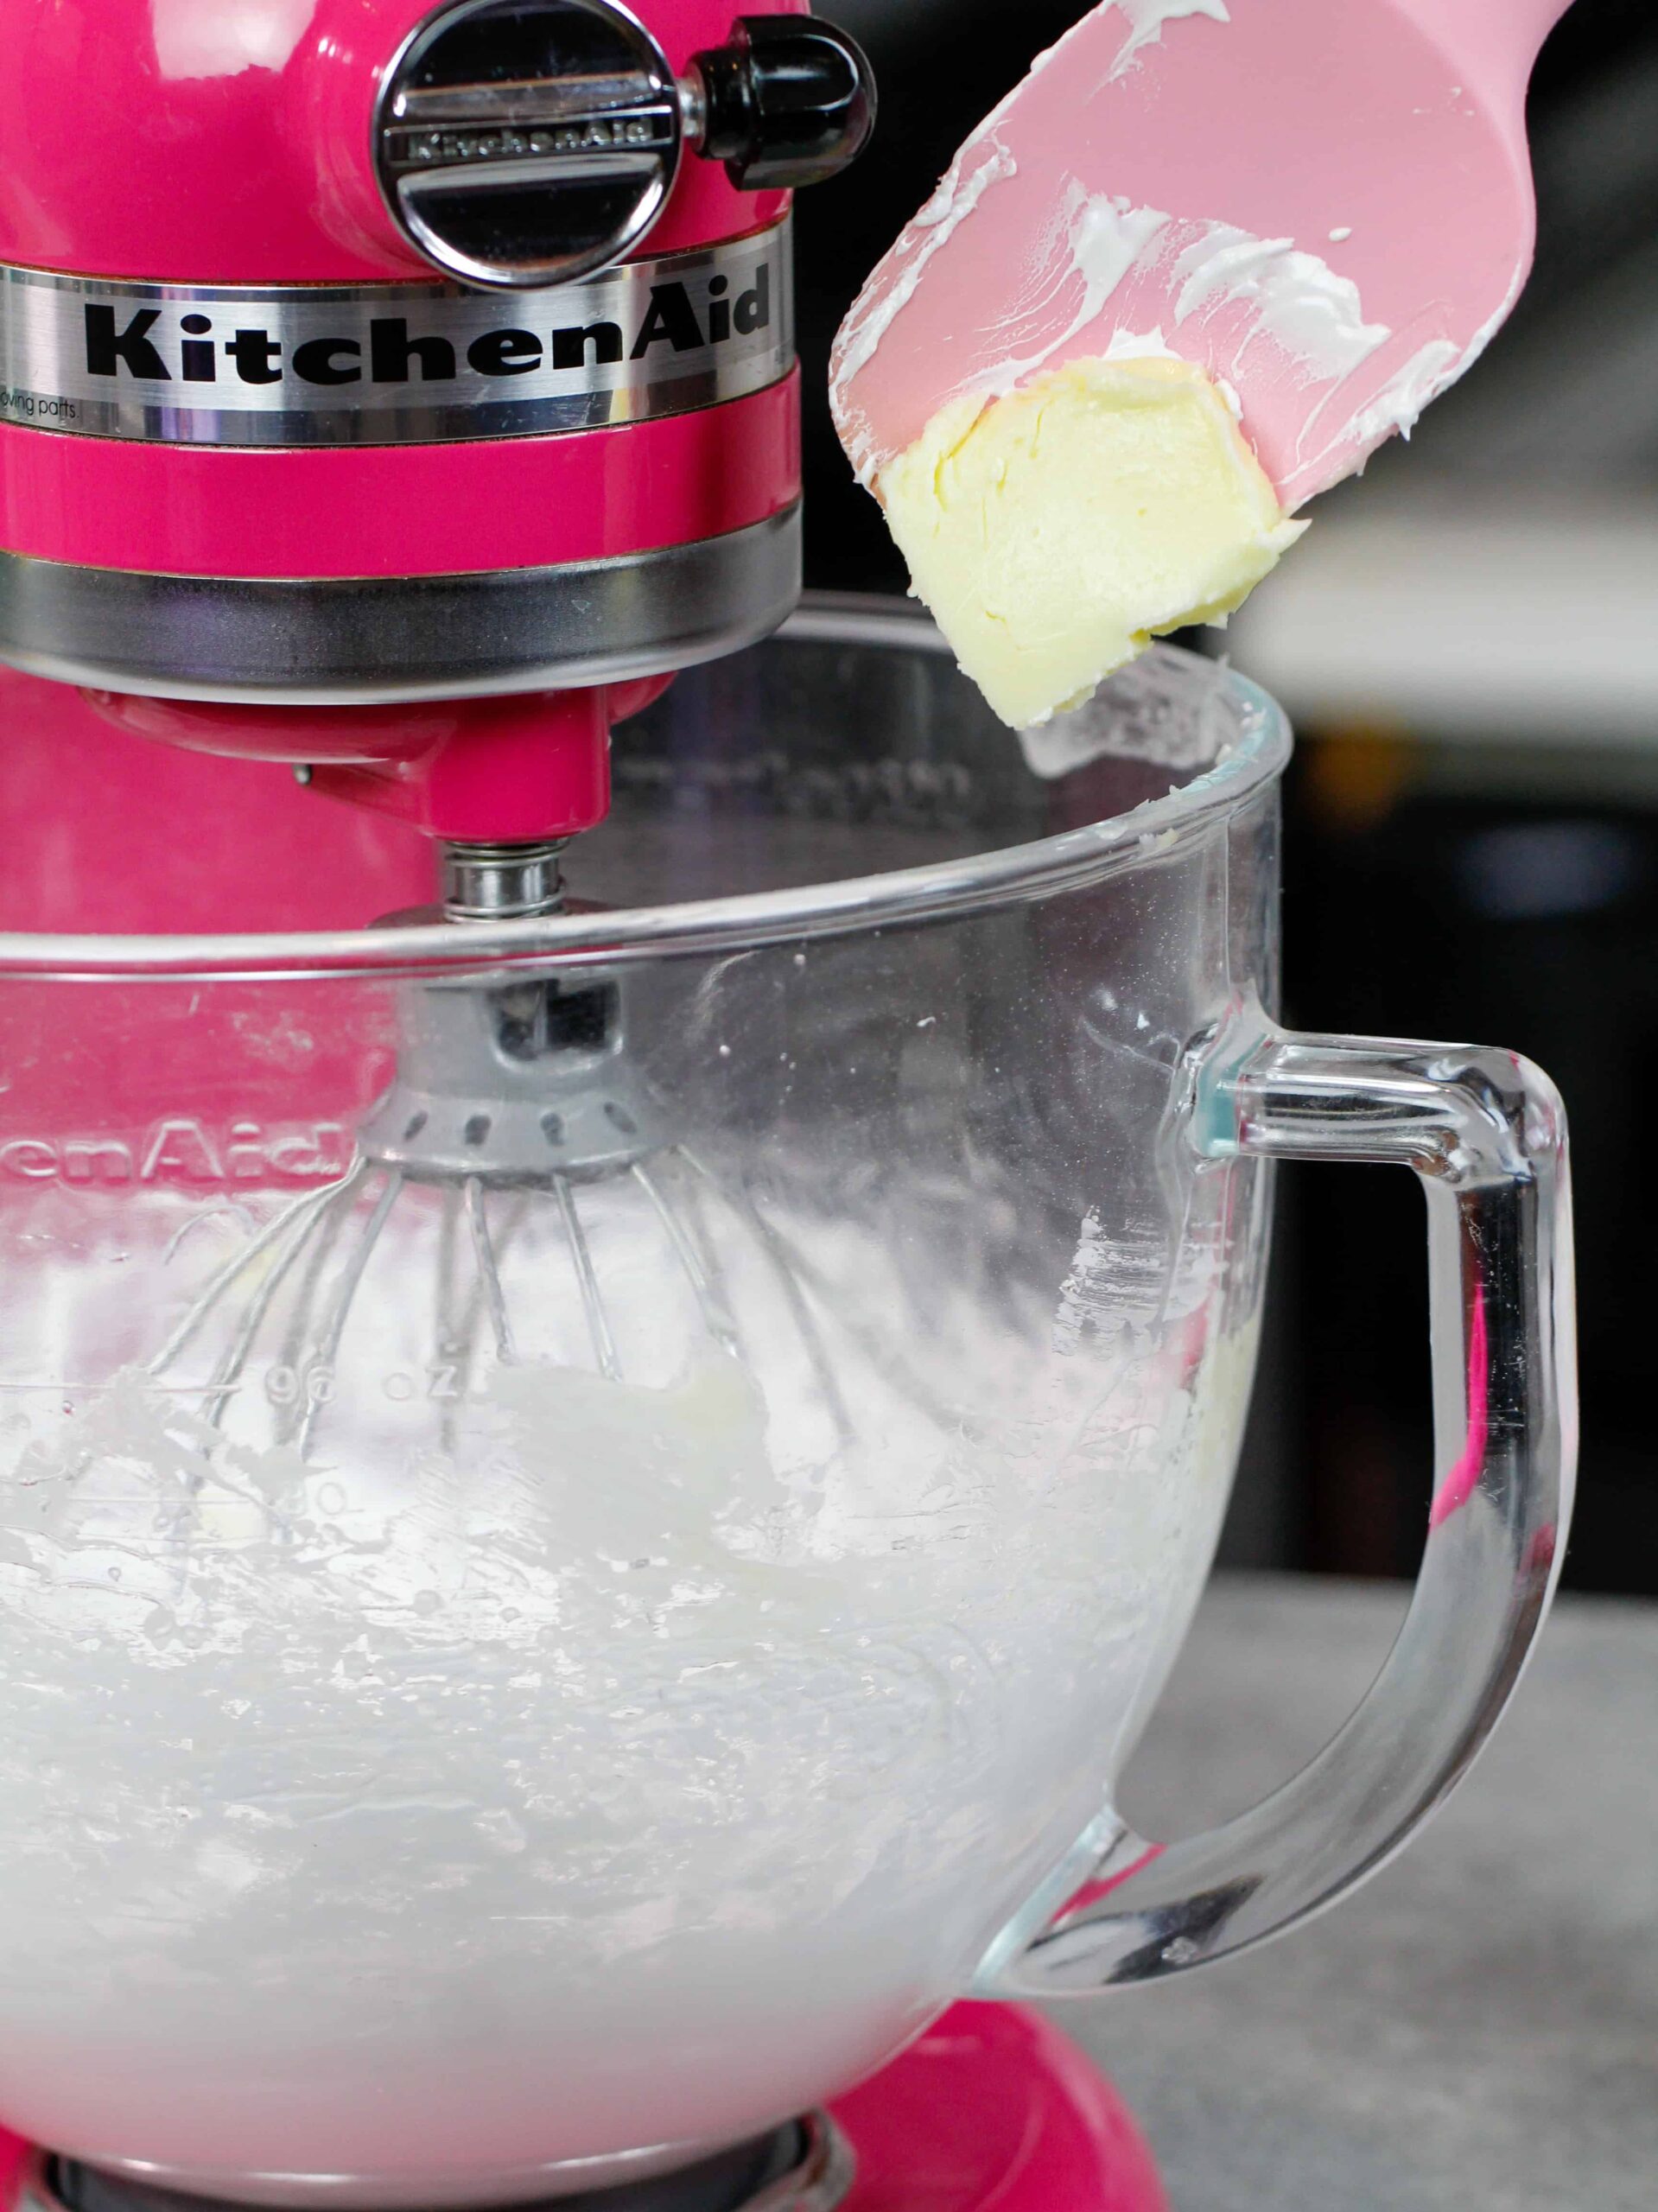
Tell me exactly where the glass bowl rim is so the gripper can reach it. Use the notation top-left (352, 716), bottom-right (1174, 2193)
top-left (0, 597), bottom-right (1293, 982)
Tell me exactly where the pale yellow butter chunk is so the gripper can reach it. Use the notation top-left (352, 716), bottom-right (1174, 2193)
top-left (878, 356), bottom-right (1308, 729)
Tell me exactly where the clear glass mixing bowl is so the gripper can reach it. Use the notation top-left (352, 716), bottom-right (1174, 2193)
top-left (0, 601), bottom-right (1573, 2204)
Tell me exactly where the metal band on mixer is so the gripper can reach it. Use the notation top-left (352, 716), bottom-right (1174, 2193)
top-left (0, 507), bottom-right (803, 703)
top-left (0, 222), bottom-right (792, 447)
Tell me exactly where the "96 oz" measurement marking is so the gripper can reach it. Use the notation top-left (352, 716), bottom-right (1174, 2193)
top-left (263, 1362), bottom-right (462, 1407)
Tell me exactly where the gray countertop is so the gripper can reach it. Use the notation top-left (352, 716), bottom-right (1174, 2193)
top-left (1056, 1576), bottom-right (1658, 2212)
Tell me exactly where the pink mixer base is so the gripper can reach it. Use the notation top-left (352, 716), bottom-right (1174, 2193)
top-left (0, 2007), bottom-right (1166, 2212)
top-left (832, 2003), bottom-right (1166, 2212)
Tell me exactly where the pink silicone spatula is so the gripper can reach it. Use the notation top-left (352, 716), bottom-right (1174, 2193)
top-left (831, 0), bottom-right (1573, 510)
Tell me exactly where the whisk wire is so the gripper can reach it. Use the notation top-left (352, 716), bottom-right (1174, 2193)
top-left (632, 1159), bottom-right (741, 1357)
top-left (677, 1148), bottom-right (856, 1451)
top-left (273, 1174), bottom-right (366, 1408)
top-left (466, 1175), bottom-right (519, 1368)
top-left (201, 1185), bottom-right (356, 1433)
top-left (550, 1177), bottom-right (622, 1382)
top-left (295, 1169), bottom-right (403, 1458)
top-left (147, 1173), bottom-right (360, 1383)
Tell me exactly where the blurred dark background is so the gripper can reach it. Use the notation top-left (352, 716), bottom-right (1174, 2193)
top-left (791, 1), bottom-right (1658, 1595)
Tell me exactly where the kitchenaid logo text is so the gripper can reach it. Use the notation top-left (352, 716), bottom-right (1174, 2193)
top-left (0, 226), bottom-right (792, 446)
top-left (397, 114), bottom-right (665, 165)
top-left (82, 266), bottom-right (772, 389)
top-left (0, 1121), bottom-right (351, 1186)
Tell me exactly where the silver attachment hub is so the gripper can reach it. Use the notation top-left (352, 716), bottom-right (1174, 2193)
top-left (442, 840), bottom-right (569, 922)
top-left (376, 0), bottom-right (686, 289)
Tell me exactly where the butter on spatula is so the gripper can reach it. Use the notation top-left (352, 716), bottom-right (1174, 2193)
top-left (879, 355), bottom-right (1305, 732)
top-left (832, 0), bottom-right (1571, 728)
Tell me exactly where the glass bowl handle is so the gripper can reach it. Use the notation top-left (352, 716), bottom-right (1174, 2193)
top-left (979, 1020), bottom-right (1576, 1997)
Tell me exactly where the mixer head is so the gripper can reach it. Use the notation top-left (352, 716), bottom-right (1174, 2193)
top-left (0, 0), bottom-right (875, 873)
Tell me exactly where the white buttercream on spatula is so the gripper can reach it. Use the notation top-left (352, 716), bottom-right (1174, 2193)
top-left (1172, 224), bottom-right (1390, 378)
top-left (1108, 0), bottom-right (1231, 79)
top-left (838, 189), bottom-right (1399, 484)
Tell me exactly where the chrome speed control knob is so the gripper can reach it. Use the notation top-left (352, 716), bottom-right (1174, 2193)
top-left (377, 2), bottom-right (879, 291)
top-left (375, 0), bottom-right (686, 289)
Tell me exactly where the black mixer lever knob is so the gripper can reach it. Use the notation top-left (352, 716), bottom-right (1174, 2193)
top-left (694, 16), bottom-right (877, 192)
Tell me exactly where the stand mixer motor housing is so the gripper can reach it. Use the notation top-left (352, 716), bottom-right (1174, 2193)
top-left (0, 0), bottom-right (875, 860)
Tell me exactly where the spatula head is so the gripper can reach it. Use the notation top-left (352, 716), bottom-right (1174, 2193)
top-left (832, 0), bottom-right (1552, 510)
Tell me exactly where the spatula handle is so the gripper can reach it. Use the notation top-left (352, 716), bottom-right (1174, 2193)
top-left (1395, 0), bottom-right (1576, 100)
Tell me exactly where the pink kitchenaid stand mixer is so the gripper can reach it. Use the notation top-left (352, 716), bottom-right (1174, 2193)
top-left (0, 8), bottom-right (1574, 2212)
